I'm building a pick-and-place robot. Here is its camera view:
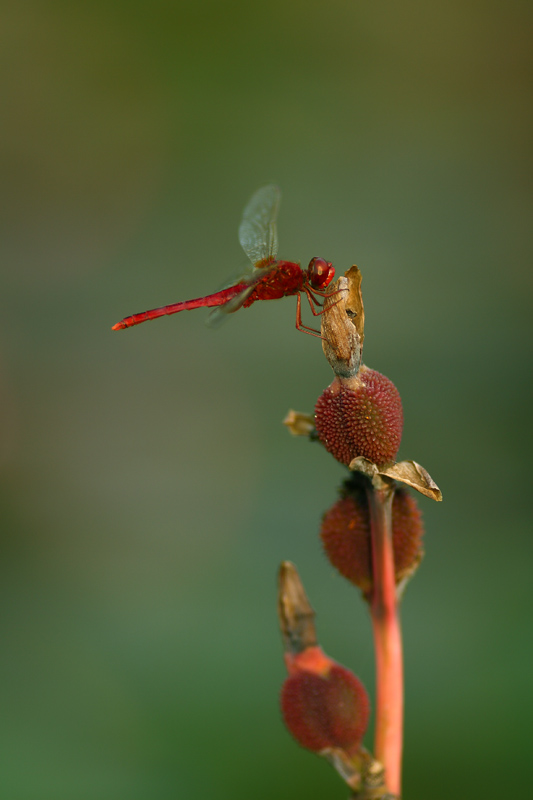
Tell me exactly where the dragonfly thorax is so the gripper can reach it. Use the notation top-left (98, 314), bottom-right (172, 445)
top-left (306, 257), bottom-right (335, 291)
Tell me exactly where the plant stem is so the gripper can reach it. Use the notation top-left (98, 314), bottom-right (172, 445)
top-left (367, 481), bottom-right (403, 797)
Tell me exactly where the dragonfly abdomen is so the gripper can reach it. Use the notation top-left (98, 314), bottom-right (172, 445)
top-left (112, 284), bottom-right (247, 329)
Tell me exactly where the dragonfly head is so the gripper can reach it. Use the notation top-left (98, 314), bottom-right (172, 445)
top-left (306, 257), bottom-right (335, 290)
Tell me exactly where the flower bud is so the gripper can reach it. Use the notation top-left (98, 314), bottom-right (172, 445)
top-left (321, 476), bottom-right (423, 596)
top-left (281, 646), bottom-right (370, 756)
top-left (314, 366), bottom-right (403, 467)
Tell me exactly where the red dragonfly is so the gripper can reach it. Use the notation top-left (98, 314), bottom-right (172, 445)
top-left (112, 185), bottom-right (336, 336)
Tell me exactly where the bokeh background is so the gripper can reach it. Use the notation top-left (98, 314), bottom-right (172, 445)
top-left (1, 2), bottom-right (532, 798)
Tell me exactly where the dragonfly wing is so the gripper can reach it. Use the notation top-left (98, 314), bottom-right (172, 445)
top-left (207, 285), bottom-right (256, 327)
top-left (206, 265), bottom-right (275, 327)
top-left (238, 184), bottom-right (281, 266)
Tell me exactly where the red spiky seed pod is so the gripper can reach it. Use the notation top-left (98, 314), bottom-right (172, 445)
top-left (314, 366), bottom-right (403, 467)
top-left (320, 476), bottom-right (423, 596)
top-left (281, 646), bottom-right (370, 756)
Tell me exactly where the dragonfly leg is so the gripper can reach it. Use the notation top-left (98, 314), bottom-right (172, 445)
top-left (303, 286), bottom-right (345, 317)
top-left (295, 292), bottom-right (332, 338)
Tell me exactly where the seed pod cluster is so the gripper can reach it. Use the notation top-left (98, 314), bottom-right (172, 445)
top-left (321, 475), bottom-right (423, 597)
top-left (314, 367), bottom-right (403, 467)
top-left (281, 646), bottom-right (370, 756)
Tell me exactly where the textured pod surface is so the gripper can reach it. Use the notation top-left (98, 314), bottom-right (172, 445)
top-left (321, 493), bottom-right (373, 595)
top-left (321, 479), bottom-right (423, 594)
top-left (281, 662), bottom-right (370, 755)
top-left (314, 367), bottom-right (403, 467)
top-left (391, 490), bottom-right (424, 583)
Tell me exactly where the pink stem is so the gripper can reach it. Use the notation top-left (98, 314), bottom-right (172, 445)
top-left (367, 483), bottom-right (403, 797)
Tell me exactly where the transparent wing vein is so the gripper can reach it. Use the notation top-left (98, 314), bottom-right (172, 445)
top-left (238, 184), bottom-right (281, 266)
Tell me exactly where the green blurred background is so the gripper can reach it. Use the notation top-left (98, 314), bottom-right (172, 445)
top-left (1, 2), bottom-right (532, 798)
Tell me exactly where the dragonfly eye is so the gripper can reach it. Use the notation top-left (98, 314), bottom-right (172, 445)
top-left (307, 257), bottom-right (335, 290)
